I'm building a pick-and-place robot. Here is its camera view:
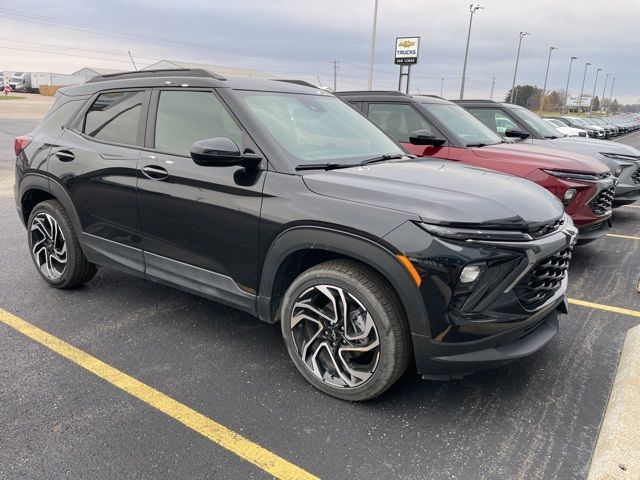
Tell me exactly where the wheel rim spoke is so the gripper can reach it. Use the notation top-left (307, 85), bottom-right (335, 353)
top-left (290, 284), bottom-right (380, 389)
top-left (30, 212), bottom-right (67, 280)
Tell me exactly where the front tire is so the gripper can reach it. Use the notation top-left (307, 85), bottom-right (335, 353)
top-left (280, 260), bottom-right (410, 401)
top-left (27, 200), bottom-right (97, 289)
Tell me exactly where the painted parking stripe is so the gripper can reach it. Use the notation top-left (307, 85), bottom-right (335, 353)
top-left (606, 233), bottom-right (640, 240)
top-left (621, 205), bottom-right (640, 209)
top-left (568, 299), bottom-right (640, 318)
top-left (0, 308), bottom-right (318, 480)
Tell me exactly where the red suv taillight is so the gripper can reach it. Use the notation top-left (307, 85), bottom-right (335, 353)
top-left (14, 135), bottom-right (33, 156)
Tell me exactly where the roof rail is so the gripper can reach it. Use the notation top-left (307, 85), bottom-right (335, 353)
top-left (334, 90), bottom-right (409, 96)
top-left (86, 68), bottom-right (226, 83)
top-left (414, 94), bottom-right (446, 100)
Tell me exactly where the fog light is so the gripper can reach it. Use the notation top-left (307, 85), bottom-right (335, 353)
top-left (460, 265), bottom-right (481, 284)
top-left (615, 166), bottom-right (624, 177)
top-left (563, 188), bottom-right (577, 205)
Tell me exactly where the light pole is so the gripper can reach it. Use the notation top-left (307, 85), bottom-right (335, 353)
top-left (460, 3), bottom-right (483, 100)
top-left (609, 77), bottom-right (616, 113)
top-left (510, 32), bottom-right (530, 103)
top-left (577, 62), bottom-right (591, 114)
top-left (589, 68), bottom-right (602, 113)
top-left (601, 73), bottom-right (610, 111)
top-left (367, 0), bottom-right (379, 89)
top-left (539, 46), bottom-right (558, 113)
top-left (440, 77), bottom-right (445, 97)
top-left (563, 56), bottom-right (577, 113)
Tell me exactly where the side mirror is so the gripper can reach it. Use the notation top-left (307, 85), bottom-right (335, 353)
top-left (409, 129), bottom-right (446, 146)
top-left (190, 137), bottom-right (261, 168)
top-left (504, 128), bottom-right (530, 139)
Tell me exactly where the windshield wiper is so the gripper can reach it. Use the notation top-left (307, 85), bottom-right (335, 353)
top-left (466, 142), bottom-right (487, 148)
top-left (359, 153), bottom-right (407, 166)
top-left (544, 135), bottom-right (559, 139)
top-left (295, 162), bottom-right (354, 171)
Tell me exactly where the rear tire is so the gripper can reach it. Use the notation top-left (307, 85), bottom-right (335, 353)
top-left (280, 259), bottom-right (410, 401)
top-left (27, 200), bottom-right (97, 289)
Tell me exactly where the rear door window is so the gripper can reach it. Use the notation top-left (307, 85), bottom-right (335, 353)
top-left (367, 103), bottom-right (434, 142)
top-left (83, 91), bottom-right (145, 145)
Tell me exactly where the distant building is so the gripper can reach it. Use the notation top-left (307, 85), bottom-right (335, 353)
top-left (72, 67), bottom-right (124, 81)
top-left (142, 60), bottom-right (272, 78)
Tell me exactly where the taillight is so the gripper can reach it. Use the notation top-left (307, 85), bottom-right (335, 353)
top-left (14, 135), bottom-right (33, 156)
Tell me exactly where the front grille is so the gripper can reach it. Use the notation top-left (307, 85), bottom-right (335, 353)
top-left (632, 167), bottom-right (640, 184)
top-left (514, 247), bottom-right (572, 310)
top-left (530, 217), bottom-right (565, 238)
top-left (589, 186), bottom-right (615, 216)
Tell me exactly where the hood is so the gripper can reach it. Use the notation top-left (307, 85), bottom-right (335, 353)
top-left (551, 136), bottom-right (640, 160)
top-left (478, 143), bottom-right (610, 174)
top-left (303, 159), bottom-right (564, 230)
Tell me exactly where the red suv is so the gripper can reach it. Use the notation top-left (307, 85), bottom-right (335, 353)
top-left (336, 92), bottom-right (614, 244)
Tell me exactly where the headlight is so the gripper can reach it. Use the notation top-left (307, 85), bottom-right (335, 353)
top-left (459, 265), bottom-right (482, 283)
top-left (420, 223), bottom-right (533, 242)
top-left (542, 169), bottom-right (602, 182)
top-left (563, 188), bottom-right (577, 204)
top-left (615, 166), bottom-right (624, 177)
top-left (600, 152), bottom-right (640, 162)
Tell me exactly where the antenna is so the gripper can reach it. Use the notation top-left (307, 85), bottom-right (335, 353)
top-left (128, 51), bottom-right (138, 71)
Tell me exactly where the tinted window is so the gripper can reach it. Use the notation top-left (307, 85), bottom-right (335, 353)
top-left (84, 91), bottom-right (145, 145)
top-left (466, 107), bottom-right (517, 135)
top-left (367, 103), bottom-right (433, 142)
top-left (154, 91), bottom-right (243, 156)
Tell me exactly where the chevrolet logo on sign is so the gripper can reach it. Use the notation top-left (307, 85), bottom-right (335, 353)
top-left (395, 36), bottom-right (420, 65)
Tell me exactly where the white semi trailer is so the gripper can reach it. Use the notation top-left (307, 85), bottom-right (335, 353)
top-left (8, 72), bottom-right (84, 93)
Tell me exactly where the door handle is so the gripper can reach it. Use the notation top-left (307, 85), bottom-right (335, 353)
top-left (54, 150), bottom-right (75, 162)
top-left (141, 165), bottom-right (169, 180)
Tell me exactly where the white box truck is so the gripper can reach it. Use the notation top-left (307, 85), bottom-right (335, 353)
top-left (9, 72), bottom-right (84, 93)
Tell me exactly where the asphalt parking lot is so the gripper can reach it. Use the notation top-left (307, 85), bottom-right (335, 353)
top-left (1, 119), bottom-right (639, 480)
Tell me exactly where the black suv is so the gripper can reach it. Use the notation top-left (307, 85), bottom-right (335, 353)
top-left (14, 69), bottom-right (577, 401)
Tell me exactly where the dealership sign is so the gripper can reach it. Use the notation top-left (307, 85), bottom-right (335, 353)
top-left (395, 37), bottom-right (420, 64)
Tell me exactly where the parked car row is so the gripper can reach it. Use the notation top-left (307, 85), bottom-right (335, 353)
top-left (544, 114), bottom-right (640, 139)
top-left (12, 69), bottom-right (640, 401)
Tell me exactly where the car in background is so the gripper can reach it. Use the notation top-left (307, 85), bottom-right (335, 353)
top-left (544, 118), bottom-right (587, 137)
top-left (548, 117), bottom-right (605, 139)
top-left (452, 101), bottom-right (640, 207)
top-left (14, 69), bottom-right (579, 401)
top-left (336, 91), bottom-right (615, 243)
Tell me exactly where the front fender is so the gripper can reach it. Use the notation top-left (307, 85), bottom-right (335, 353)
top-left (257, 225), bottom-right (430, 339)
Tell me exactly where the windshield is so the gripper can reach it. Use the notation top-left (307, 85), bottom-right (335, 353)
top-left (546, 119), bottom-right (565, 128)
top-left (421, 103), bottom-right (502, 146)
top-left (511, 107), bottom-right (564, 137)
top-left (239, 91), bottom-right (404, 166)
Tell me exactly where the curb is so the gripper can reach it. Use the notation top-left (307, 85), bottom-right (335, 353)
top-left (587, 325), bottom-right (640, 480)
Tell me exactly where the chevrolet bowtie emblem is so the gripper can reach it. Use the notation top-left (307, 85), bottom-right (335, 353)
top-left (398, 40), bottom-right (416, 48)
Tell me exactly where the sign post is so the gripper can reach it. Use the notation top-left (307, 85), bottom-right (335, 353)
top-left (395, 36), bottom-right (420, 94)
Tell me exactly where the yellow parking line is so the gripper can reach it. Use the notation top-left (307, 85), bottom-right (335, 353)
top-left (0, 308), bottom-right (318, 480)
top-left (568, 299), bottom-right (640, 318)
top-left (606, 233), bottom-right (640, 240)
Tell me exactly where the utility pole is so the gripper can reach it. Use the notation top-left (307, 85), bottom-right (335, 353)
top-left (510, 32), bottom-right (530, 103)
top-left (609, 77), bottom-right (616, 113)
top-left (128, 50), bottom-right (138, 71)
top-left (440, 77), bottom-right (445, 97)
top-left (490, 76), bottom-right (495, 100)
top-left (563, 56), bottom-right (577, 114)
top-left (331, 60), bottom-right (339, 92)
top-left (601, 73), bottom-right (610, 111)
top-left (589, 68), bottom-right (602, 113)
top-left (577, 62), bottom-right (591, 115)
top-left (540, 46), bottom-right (558, 113)
top-left (367, 0), bottom-right (379, 89)
top-left (460, 3), bottom-right (483, 99)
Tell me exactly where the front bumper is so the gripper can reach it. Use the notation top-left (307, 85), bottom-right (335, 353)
top-left (384, 220), bottom-right (577, 378)
top-left (613, 164), bottom-right (640, 206)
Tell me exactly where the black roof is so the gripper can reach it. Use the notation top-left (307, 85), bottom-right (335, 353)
top-left (61, 68), bottom-right (327, 97)
top-left (335, 90), bottom-right (453, 105)
top-left (453, 99), bottom-right (524, 109)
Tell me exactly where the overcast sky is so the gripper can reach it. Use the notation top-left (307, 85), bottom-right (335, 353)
top-left (1, 1), bottom-right (638, 103)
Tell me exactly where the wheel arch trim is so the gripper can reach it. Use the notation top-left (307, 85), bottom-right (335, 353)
top-left (257, 226), bottom-right (430, 338)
